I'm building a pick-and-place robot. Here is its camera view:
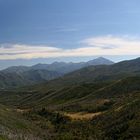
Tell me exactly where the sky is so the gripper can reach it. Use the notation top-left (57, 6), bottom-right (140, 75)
top-left (0, 0), bottom-right (140, 69)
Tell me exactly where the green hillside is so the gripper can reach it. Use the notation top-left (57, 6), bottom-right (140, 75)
top-left (0, 104), bottom-right (50, 140)
top-left (0, 58), bottom-right (139, 140)
top-left (7, 76), bottom-right (138, 140)
top-left (0, 75), bottom-right (139, 139)
top-left (11, 76), bottom-right (140, 112)
top-left (0, 69), bottom-right (62, 89)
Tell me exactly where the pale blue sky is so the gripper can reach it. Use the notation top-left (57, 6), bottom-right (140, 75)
top-left (0, 0), bottom-right (140, 69)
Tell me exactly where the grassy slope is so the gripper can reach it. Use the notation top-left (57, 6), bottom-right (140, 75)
top-left (20, 90), bottom-right (140, 140)
top-left (9, 76), bottom-right (140, 111)
top-left (91, 93), bottom-right (140, 140)
top-left (15, 82), bottom-right (110, 109)
top-left (0, 76), bottom-right (139, 139)
top-left (0, 104), bottom-right (48, 140)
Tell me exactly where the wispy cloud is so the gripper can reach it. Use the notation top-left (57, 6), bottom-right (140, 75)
top-left (54, 27), bottom-right (78, 32)
top-left (0, 35), bottom-right (140, 60)
top-left (81, 35), bottom-right (140, 53)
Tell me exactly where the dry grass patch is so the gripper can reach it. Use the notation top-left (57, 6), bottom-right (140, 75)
top-left (64, 112), bottom-right (102, 120)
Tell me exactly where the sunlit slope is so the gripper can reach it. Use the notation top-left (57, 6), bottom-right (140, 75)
top-left (9, 76), bottom-right (140, 113)
top-left (0, 104), bottom-right (49, 140)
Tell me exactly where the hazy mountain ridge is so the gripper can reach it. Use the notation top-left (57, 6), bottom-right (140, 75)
top-left (3, 57), bottom-right (114, 73)
top-left (0, 57), bottom-right (114, 88)
top-left (40, 57), bottom-right (140, 89)
top-left (31, 57), bottom-right (114, 73)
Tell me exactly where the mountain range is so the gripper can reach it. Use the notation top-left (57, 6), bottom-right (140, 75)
top-left (0, 57), bottom-right (114, 88)
top-left (33, 57), bottom-right (140, 90)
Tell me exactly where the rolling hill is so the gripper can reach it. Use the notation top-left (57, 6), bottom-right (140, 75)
top-left (0, 69), bottom-right (62, 89)
top-left (0, 77), bottom-right (139, 140)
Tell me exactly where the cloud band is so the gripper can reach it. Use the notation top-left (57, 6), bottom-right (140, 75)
top-left (0, 35), bottom-right (140, 60)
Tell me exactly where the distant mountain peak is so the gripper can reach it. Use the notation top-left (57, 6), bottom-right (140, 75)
top-left (94, 57), bottom-right (111, 60)
top-left (96, 56), bottom-right (106, 59)
top-left (87, 57), bottom-right (114, 65)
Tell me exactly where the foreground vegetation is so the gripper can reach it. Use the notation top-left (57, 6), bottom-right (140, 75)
top-left (0, 76), bottom-right (139, 139)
